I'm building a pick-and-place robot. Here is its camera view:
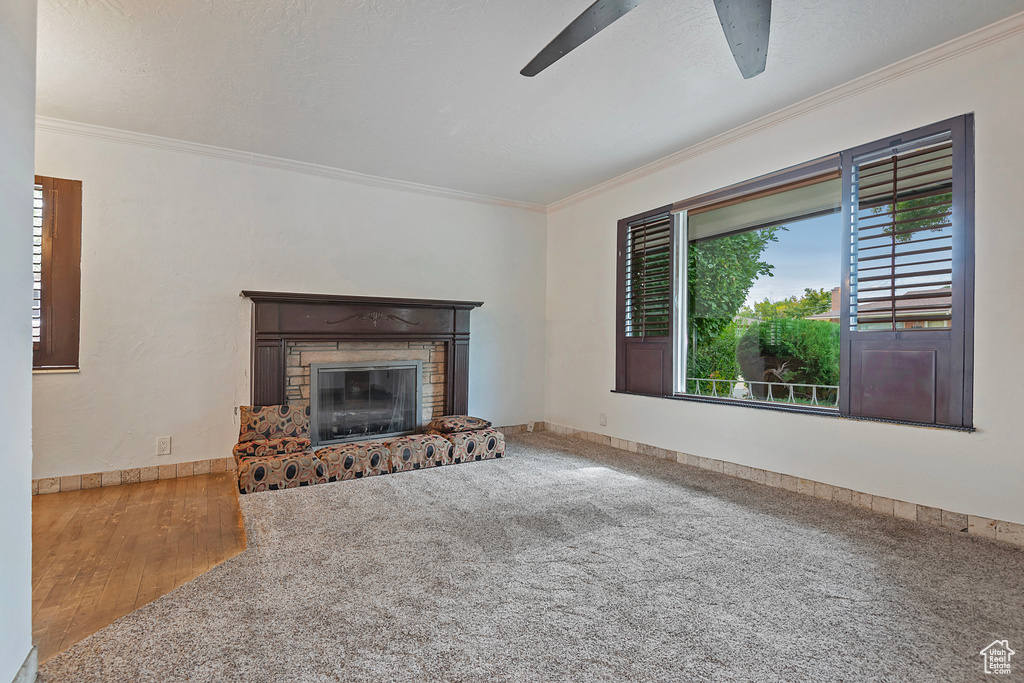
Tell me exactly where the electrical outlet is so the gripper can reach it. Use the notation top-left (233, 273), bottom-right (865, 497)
top-left (599, 413), bottom-right (607, 426)
top-left (526, 422), bottom-right (535, 433)
top-left (157, 436), bottom-right (172, 456)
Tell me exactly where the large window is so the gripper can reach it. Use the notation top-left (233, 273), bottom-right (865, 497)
top-left (686, 203), bottom-right (842, 408)
top-left (615, 115), bottom-right (973, 428)
top-left (33, 175), bottom-right (82, 370)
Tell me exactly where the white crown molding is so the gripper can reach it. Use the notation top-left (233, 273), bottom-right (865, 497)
top-left (547, 10), bottom-right (1024, 214)
top-left (34, 117), bottom-right (547, 214)
top-left (34, 10), bottom-right (1024, 217)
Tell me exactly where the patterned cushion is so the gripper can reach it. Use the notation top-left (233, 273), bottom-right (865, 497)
top-left (387, 434), bottom-right (453, 472)
top-left (236, 451), bottom-right (328, 494)
top-left (233, 436), bottom-right (311, 460)
top-left (424, 415), bottom-right (492, 434)
top-left (315, 441), bottom-right (391, 481)
top-left (237, 405), bottom-right (310, 443)
top-left (443, 428), bottom-right (505, 464)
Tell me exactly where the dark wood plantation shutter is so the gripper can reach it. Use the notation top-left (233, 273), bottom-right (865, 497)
top-left (616, 205), bottom-right (675, 395)
top-left (34, 176), bottom-right (82, 370)
top-left (839, 115), bottom-right (973, 426)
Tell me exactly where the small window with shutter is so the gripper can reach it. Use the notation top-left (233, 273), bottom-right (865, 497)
top-left (33, 176), bottom-right (83, 371)
top-left (616, 206), bottom-right (676, 395)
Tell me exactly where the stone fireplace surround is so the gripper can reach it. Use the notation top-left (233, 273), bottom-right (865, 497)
top-left (241, 291), bottom-right (483, 414)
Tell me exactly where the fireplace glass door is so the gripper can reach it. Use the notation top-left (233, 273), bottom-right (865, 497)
top-left (310, 362), bottom-right (422, 446)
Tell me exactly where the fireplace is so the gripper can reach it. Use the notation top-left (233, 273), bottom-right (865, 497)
top-left (242, 291), bottom-right (483, 416)
top-left (310, 361), bottom-right (422, 446)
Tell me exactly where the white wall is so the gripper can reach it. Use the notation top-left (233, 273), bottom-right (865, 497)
top-left (545, 26), bottom-right (1024, 524)
top-left (0, 0), bottom-right (37, 679)
top-left (32, 131), bottom-right (547, 479)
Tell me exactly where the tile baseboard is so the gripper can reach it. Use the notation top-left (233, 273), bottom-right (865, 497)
top-left (13, 647), bottom-right (37, 683)
top-left (541, 422), bottom-right (1024, 549)
top-left (494, 422), bottom-right (546, 435)
top-left (29, 424), bottom-right (538, 496)
top-left (33, 457), bottom-right (237, 496)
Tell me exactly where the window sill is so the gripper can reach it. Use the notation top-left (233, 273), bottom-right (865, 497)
top-left (33, 368), bottom-right (80, 374)
top-left (610, 390), bottom-right (975, 432)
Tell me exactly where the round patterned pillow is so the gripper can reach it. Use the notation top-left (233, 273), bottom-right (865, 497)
top-left (425, 415), bottom-right (492, 434)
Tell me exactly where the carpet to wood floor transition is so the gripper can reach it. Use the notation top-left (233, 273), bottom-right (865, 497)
top-left (33, 472), bottom-right (247, 662)
top-left (39, 432), bottom-right (1024, 682)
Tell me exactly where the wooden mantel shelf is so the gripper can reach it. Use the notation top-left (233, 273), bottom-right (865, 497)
top-left (242, 290), bottom-right (483, 412)
top-left (240, 290), bottom-right (483, 310)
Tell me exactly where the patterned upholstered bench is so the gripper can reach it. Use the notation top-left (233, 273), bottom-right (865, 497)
top-left (425, 416), bottom-right (506, 463)
top-left (235, 404), bottom-right (312, 455)
top-left (388, 433), bottom-right (453, 472)
top-left (313, 431), bottom-right (464, 482)
top-left (233, 408), bottom-right (504, 493)
top-left (236, 451), bottom-right (328, 493)
top-left (442, 428), bottom-right (505, 463)
top-left (315, 440), bottom-right (391, 481)
top-left (233, 405), bottom-right (327, 493)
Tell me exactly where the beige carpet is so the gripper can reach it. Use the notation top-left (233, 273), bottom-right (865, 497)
top-left (39, 432), bottom-right (1024, 682)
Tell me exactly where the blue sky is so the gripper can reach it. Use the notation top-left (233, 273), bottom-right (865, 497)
top-left (744, 212), bottom-right (842, 308)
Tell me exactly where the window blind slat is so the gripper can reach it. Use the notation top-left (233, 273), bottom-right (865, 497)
top-left (849, 136), bottom-right (956, 332)
top-left (32, 185), bottom-right (43, 344)
top-left (624, 213), bottom-right (672, 338)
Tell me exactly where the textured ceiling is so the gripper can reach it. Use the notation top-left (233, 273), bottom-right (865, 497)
top-left (36, 0), bottom-right (1024, 205)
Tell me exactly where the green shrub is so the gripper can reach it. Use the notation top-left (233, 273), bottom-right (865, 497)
top-left (688, 321), bottom-right (744, 391)
top-left (736, 319), bottom-right (840, 395)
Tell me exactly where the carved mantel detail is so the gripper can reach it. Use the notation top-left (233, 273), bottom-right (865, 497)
top-left (325, 311), bottom-right (421, 327)
top-left (241, 291), bottom-right (483, 413)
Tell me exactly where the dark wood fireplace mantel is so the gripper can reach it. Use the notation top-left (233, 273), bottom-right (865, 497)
top-left (241, 291), bottom-right (483, 412)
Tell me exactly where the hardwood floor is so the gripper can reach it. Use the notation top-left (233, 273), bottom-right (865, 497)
top-left (32, 472), bottom-right (247, 662)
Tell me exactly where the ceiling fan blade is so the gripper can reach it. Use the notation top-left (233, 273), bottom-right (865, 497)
top-left (713, 0), bottom-right (771, 79)
top-left (521, 0), bottom-right (646, 77)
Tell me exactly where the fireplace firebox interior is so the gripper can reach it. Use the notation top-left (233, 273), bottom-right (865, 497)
top-left (310, 361), bottom-right (423, 446)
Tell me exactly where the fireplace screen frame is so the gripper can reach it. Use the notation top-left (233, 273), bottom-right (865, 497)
top-left (309, 361), bottom-right (423, 447)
